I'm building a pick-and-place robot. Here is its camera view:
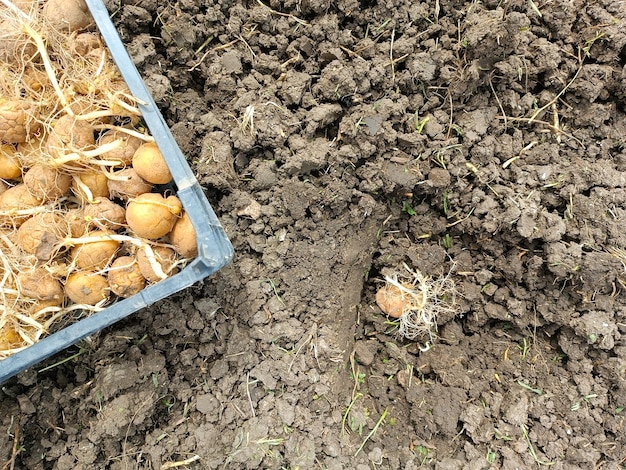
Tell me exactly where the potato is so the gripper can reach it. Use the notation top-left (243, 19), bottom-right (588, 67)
top-left (97, 130), bottom-right (142, 167)
top-left (0, 183), bottom-right (42, 226)
top-left (46, 115), bottom-right (95, 159)
top-left (23, 164), bottom-right (72, 201)
top-left (375, 284), bottom-right (406, 318)
top-left (17, 267), bottom-right (64, 305)
top-left (70, 230), bottom-right (119, 270)
top-left (21, 67), bottom-right (49, 95)
top-left (65, 207), bottom-right (88, 237)
top-left (16, 134), bottom-right (46, 160)
top-left (126, 193), bottom-right (182, 239)
top-left (107, 168), bottom-right (153, 200)
top-left (65, 271), bottom-right (109, 305)
top-left (0, 325), bottom-right (23, 351)
top-left (169, 211), bottom-right (198, 258)
top-left (82, 197), bottom-right (125, 231)
top-left (137, 245), bottom-right (178, 282)
top-left (43, 0), bottom-right (93, 33)
top-left (5, 0), bottom-right (37, 13)
top-left (70, 32), bottom-right (101, 57)
top-left (0, 180), bottom-right (8, 196)
top-left (71, 171), bottom-right (110, 202)
top-left (0, 20), bottom-right (37, 66)
top-left (0, 144), bottom-right (23, 180)
top-left (0, 99), bottom-right (40, 144)
top-left (15, 212), bottom-right (67, 260)
top-left (132, 142), bottom-right (172, 184)
top-left (107, 256), bottom-right (145, 298)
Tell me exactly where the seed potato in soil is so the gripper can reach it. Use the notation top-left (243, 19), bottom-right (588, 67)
top-left (2, 0), bottom-right (626, 469)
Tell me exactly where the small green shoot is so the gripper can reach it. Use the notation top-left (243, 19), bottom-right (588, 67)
top-left (582, 31), bottom-right (605, 57)
top-left (341, 392), bottom-right (363, 436)
top-left (95, 390), bottom-right (103, 412)
top-left (255, 437), bottom-right (284, 446)
top-left (350, 371), bottom-right (366, 384)
top-left (161, 396), bottom-right (175, 412)
top-left (38, 347), bottom-right (86, 373)
top-left (413, 445), bottom-right (431, 465)
top-left (266, 278), bottom-right (284, 305)
top-left (414, 114), bottom-right (430, 133)
top-left (402, 200), bottom-right (416, 216)
top-left (518, 337), bottom-right (531, 359)
top-left (354, 407), bottom-right (389, 457)
top-left (486, 450), bottom-right (497, 464)
top-left (572, 394), bottom-right (598, 411)
top-left (494, 429), bottom-right (512, 441)
top-left (442, 233), bottom-right (452, 250)
top-left (517, 380), bottom-right (543, 395)
top-left (521, 424), bottom-right (555, 466)
top-left (350, 416), bottom-right (364, 435)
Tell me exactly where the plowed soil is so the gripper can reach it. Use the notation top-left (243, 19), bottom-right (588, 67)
top-left (2, 0), bottom-right (626, 468)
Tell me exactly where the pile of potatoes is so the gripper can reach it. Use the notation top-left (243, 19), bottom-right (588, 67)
top-left (0, 0), bottom-right (197, 356)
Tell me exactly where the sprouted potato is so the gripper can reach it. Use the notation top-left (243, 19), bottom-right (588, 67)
top-left (0, 0), bottom-right (198, 358)
top-left (376, 263), bottom-right (458, 348)
top-left (169, 211), bottom-right (198, 258)
top-left (126, 193), bottom-right (182, 239)
top-left (107, 255), bottom-right (145, 298)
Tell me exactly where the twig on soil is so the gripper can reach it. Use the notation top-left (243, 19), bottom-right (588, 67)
top-left (499, 116), bottom-right (584, 147)
top-left (255, 0), bottom-right (308, 26)
top-left (445, 90), bottom-right (454, 140)
top-left (386, 28), bottom-right (408, 83)
top-left (489, 71), bottom-right (507, 129)
top-left (160, 455), bottom-right (200, 469)
top-left (551, 102), bottom-right (561, 143)
top-left (389, 28), bottom-right (396, 83)
top-left (161, 455), bottom-right (200, 469)
top-left (246, 371), bottom-right (256, 418)
top-left (528, 0), bottom-right (543, 17)
top-left (446, 206), bottom-right (474, 228)
top-left (288, 323), bottom-right (318, 372)
top-left (501, 141), bottom-right (538, 169)
top-left (349, 349), bottom-right (361, 398)
top-left (188, 26), bottom-right (258, 72)
top-left (354, 407), bottom-right (388, 457)
top-left (527, 57), bottom-right (583, 125)
top-left (0, 418), bottom-right (20, 470)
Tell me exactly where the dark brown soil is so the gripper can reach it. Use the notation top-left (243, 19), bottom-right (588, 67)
top-left (2, 0), bottom-right (626, 468)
